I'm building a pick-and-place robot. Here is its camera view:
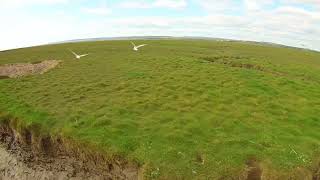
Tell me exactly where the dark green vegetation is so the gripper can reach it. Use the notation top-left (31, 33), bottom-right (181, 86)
top-left (1, 40), bottom-right (320, 179)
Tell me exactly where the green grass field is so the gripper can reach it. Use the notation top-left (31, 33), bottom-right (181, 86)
top-left (1, 40), bottom-right (320, 179)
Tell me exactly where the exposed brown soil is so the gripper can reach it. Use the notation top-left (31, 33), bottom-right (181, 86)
top-left (246, 157), bottom-right (262, 180)
top-left (311, 162), bottom-right (320, 180)
top-left (0, 60), bottom-right (61, 78)
top-left (0, 76), bottom-right (9, 79)
top-left (0, 120), bottom-right (139, 180)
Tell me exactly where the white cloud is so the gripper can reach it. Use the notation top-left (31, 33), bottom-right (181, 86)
top-left (119, 1), bottom-right (150, 9)
top-left (244, 0), bottom-right (275, 11)
top-left (283, 0), bottom-right (319, 5)
top-left (81, 1), bottom-right (112, 16)
top-left (82, 7), bottom-right (111, 16)
top-left (154, 0), bottom-right (187, 9)
top-left (195, 0), bottom-right (320, 50)
top-left (120, 0), bottom-right (187, 9)
top-left (282, 0), bottom-right (320, 10)
top-left (0, 8), bottom-right (81, 50)
top-left (1, 0), bottom-right (69, 7)
top-left (197, 0), bottom-right (241, 13)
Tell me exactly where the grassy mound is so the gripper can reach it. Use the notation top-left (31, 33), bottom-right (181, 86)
top-left (1, 40), bottom-right (320, 179)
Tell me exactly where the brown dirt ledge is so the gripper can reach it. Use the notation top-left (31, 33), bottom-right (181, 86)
top-left (0, 115), bottom-right (140, 180)
top-left (0, 60), bottom-right (61, 78)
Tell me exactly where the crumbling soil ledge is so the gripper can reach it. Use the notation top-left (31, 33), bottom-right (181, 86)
top-left (0, 115), bottom-right (140, 180)
top-left (0, 60), bottom-right (61, 78)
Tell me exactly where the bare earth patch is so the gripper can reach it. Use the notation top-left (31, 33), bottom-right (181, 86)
top-left (0, 120), bottom-right (139, 180)
top-left (0, 60), bottom-right (61, 78)
top-left (246, 157), bottom-right (262, 180)
top-left (0, 141), bottom-right (136, 180)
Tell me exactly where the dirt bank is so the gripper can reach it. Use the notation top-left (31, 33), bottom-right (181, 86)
top-left (0, 60), bottom-right (61, 78)
top-left (0, 119), bottom-right (139, 180)
top-left (0, 143), bottom-right (74, 179)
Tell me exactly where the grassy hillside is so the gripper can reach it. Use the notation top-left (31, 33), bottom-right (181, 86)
top-left (1, 40), bottom-right (320, 179)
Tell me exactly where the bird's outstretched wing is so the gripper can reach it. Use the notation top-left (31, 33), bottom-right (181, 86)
top-left (131, 42), bottom-right (136, 47)
top-left (136, 44), bottom-right (147, 48)
top-left (69, 50), bottom-right (78, 57)
top-left (79, 54), bottom-right (89, 58)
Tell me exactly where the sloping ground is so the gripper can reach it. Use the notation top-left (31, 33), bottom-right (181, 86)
top-left (0, 60), bottom-right (61, 78)
top-left (1, 40), bottom-right (320, 179)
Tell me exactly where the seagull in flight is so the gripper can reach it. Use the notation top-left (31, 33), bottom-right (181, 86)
top-left (131, 42), bottom-right (147, 51)
top-left (69, 50), bottom-right (89, 59)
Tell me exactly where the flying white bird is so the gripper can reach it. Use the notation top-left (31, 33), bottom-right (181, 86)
top-left (69, 50), bottom-right (89, 59)
top-left (131, 42), bottom-right (147, 51)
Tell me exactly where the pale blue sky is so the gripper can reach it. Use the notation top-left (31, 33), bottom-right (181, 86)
top-left (0, 0), bottom-right (319, 51)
